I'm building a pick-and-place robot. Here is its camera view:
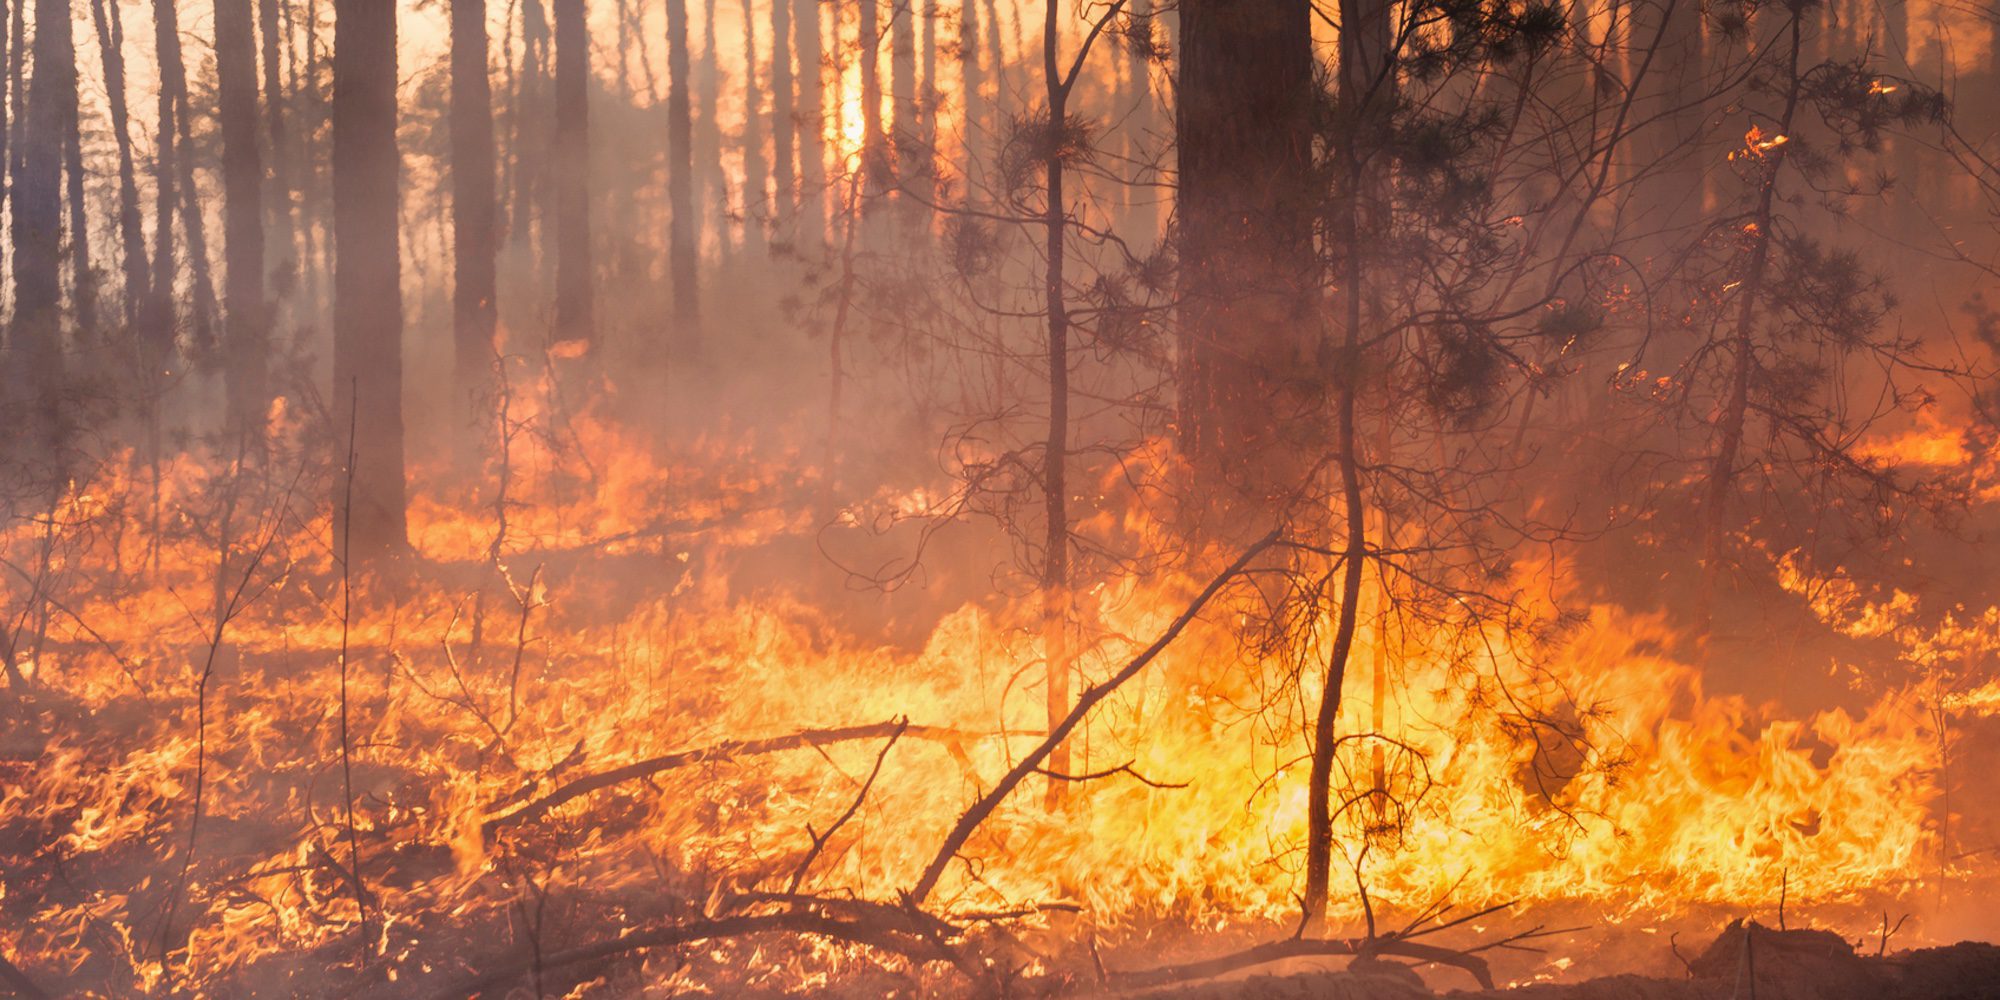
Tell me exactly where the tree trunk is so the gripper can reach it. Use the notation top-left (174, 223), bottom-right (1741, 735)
top-left (770, 0), bottom-right (794, 221)
top-left (667, 0), bottom-right (699, 338)
top-left (858, 0), bottom-right (889, 201)
top-left (147, 0), bottom-right (180, 361)
top-left (261, 0), bottom-right (298, 299)
top-left (332, 0), bottom-right (409, 560)
top-left (791, 0), bottom-right (823, 241)
top-left (452, 0), bottom-right (499, 429)
top-left (92, 0), bottom-right (149, 333)
top-left (157, 0), bottom-right (221, 354)
top-left (219, 0), bottom-right (269, 431)
top-left (53, 0), bottom-right (94, 338)
top-left (957, 0), bottom-right (980, 184)
top-left (10, 0), bottom-right (71, 462)
top-left (740, 0), bottom-right (766, 252)
top-left (1173, 0), bottom-right (1315, 514)
top-left (0, 0), bottom-right (11, 316)
top-left (890, 0), bottom-right (915, 213)
top-left (699, 0), bottom-right (730, 263)
top-left (1037, 0), bottom-right (1070, 808)
top-left (511, 0), bottom-right (550, 252)
top-left (552, 0), bottom-right (593, 346)
top-left (1299, 0), bottom-right (1393, 932)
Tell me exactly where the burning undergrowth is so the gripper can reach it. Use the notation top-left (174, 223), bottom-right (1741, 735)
top-left (1, 386), bottom-right (1992, 998)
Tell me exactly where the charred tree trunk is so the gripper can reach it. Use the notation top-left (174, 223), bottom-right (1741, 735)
top-left (9, 0), bottom-right (70, 460)
top-left (452, 0), bottom-right (499, 428)
top-left (667, 0), bottom-right (699, 338)
top-left (332, 0), bottom-right (409, 560)
top-left (9, 0), bottom-right (70, 463)
top-left (1174, 0), bottom-right (1315, 515)
top-left (219, 0), bottom-right (270, 431)
top-left (92, 0), bottom-right (149, 333)
top-left (552, 0), bottom-right (593, 347)
top-left (769, 0), bottom-right (794, 221)
top-left (1037, 0), bottom-right (1071, 808)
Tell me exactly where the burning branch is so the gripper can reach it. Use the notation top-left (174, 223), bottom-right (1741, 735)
top-left (482, 720), bottom-right (987, 835)
top-left (906, 530), bottom-right (1282, 905)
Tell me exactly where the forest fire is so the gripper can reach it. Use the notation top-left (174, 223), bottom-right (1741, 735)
top-left (4, 0), bottom-right (2000, 996)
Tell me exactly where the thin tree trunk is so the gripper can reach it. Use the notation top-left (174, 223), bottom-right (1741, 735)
top-left (770, 0), bottom-right (794, 220)
top-left (552, 0), bottom-right (593, 346)
top-left (261, 0), bottom-right (298, 298)
top-left (890, 0), bottom-right (915, 213)
top-left (219, 0), bottom-right (269, 430)
top-left (512, 0), bottom-right (549, 252)
top-left (92, 0), bottom-right (149, 332)
top-left (791, 0), bottom-right (823, 241)
top-left (1037, 0), bottom-right (1071, 807)
top-left (56, 0), bottom-right (95, 337)
top-left (452, 0), bottom-right (499, 433)
top-left (1698, 13), bottom-right (1801, 638)
top-left (699, 0), bottom-right (729, 263)
top-left (332, 0), bottom-right (409, 560)
top-left (859, 0), bottom-right (889, 201)
top-left (157, 0), bottom-right (220, 354)
top-left (740, 0), bottom-right (766, 252)
top-left (957, 0), bottom-right (980, 185)
top-left (667, 0), bottom-right (699, 339)
top-left (147, 0), bottom-right (180, 360)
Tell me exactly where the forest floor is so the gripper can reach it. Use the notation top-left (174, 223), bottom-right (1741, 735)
top-left (1132, 923), bottom-right (2000, 1000)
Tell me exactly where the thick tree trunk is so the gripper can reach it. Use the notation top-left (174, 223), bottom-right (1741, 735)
top-left (667, 0), bottom-right (699, 338)
top-left (1173, 0), bottom-right (1315, 513)
top-left (219, 0), bottom-right (270, 431)
top-left (332, 0), bottom-right (409, 560)
top-left (0, 0), bottom-right (11, 315)
top-left (9, 0), bottom-right (70, 462)
top-left (552, 0), bottom-right (593, 346)
top-left (92, 0), bottom-right (149, 333)
top-left (451, 0), bottom-right (499, 428)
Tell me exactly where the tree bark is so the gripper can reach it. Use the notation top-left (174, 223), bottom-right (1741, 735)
top-left (511, 0), bottom-right (550, 252)
top-left (157, 0), bottom-right (221, 354)
top-left (552, 0), bottom-right (593, 346)
top-left (859, 0), bottom-right (890, 202)
top-left (1173, 0), bottom-right (1316, 515)
top-left (261, 0), bottom-right (298, 298)
top-left (452, 0), bottom-right (499, 427)
top-left (91, 0), bottom-right (149, 333)
top-left (147, 0), bottom-right (180, 360)
top-left (219, 0), bottom-right (270, 430)
top-left (332, 0), bottom-right (409, 560)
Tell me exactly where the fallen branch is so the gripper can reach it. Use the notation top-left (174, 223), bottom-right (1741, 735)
top-left (483, 720), bottom-right (989, 835)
